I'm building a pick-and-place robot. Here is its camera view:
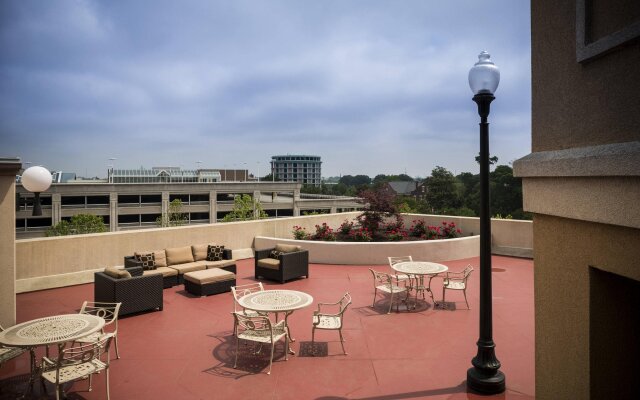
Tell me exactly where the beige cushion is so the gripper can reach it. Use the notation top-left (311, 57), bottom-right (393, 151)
top-left (103, 266), bottom-right (131, 279)
top-left (153, 250), bottom-right (168, 268)
top-left (191, 244), bottom-right (210, 261)
top-left (275, 244), bottom-right (302, 253)
top-left (205, 259), bottom-right (235, 269)
top-left (184, 268), bottom-right (235, 285)
top-left (143, 266), bottom-right (178, 278)
top-left (168, 261), bottom-right (207, 274)
top-left (166, 246), bottom-right (194, 266)
top-left (257, 258), bottom-right (280, 270)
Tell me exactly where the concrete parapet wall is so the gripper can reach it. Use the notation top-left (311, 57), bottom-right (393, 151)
top-left (255, 235), bottom-right (481, 265)
top-left (15, 212), bottom-right (532, 292)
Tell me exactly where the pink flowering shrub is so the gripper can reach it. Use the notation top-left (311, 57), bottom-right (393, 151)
top-left (349, 227), bottom-right (373, 242)
top-left (339, 220), bottom-right (354, 235)
top-left (314, 223), bottom-right (336, 241)
top-left (292, 219), bottom-right (461, 242)
top-left (292, 225), bottom-right (308, 240)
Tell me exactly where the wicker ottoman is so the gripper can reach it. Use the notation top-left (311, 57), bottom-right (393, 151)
top-left (184, 268), bottom-right (236, 297)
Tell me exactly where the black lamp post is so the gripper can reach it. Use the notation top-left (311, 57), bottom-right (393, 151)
top-left (466, 51), bottom-right (505, 394)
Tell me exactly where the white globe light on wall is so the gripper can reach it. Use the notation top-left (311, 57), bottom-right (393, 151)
top-left (21, 166), bottom-right (52, 216)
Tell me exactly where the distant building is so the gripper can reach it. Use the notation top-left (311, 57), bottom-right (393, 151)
top-left (271, 155), bottom-right (321, 186)
top-left (384, 180), bottom-right (427, 200)
top-left (107, 167), bottom-right (224, 183)
top-left (15, 180), bottom-right (361, 238)
top-left (52, 171), bottom-right (77, 183)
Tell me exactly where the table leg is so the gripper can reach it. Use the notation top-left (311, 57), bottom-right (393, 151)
top-left (427, 274), bottom-right (440, 307)
top-left (283, 311), bottom-right (296, 354)
top-left (17, 347), bottom-right (37, 399)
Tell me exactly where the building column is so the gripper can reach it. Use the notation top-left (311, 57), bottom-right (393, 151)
top-left (0, 158), bottom-right (22, 327)
top-left (330, 206), bottom-right (337, 214)
top-left (209, 190), bottom-right (217, 223)
top-left (51, 193), bottom-right (62, 226)
top-left (293, 189), bottom-right (300, 217)
top-left (253, 190), bottom-right (261, 219)
top-left (109, 192), bottom-right (118, 232)
top-left (161, 192), bottom-right (170, 223)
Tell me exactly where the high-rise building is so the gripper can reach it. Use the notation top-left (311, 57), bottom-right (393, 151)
top-left (271, 155), bottom-right (321, 186)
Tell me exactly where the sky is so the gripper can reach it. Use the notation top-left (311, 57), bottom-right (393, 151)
top-left (0, 0), bottom-right (531, 179)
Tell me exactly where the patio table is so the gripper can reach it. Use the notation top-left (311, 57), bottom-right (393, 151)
top-left (237, 290), bottom-right (313, 354)
top-left (391, 261), bottom-right (449, 308)
top-left (0, 313), bottom-right (105, 397)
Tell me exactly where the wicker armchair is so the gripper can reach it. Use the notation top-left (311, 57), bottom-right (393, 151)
top-left (311, 292), bottom-right (352, 355)
top-left (369, 269), bottom-right (409, 314)
top-left (233, 313), bottom-right (289, 375)
top-left (254, 246), bottom-right (309, 283)
top-left (442, 265), bottom-right (474, 309)
top-left (94, 267), bottom-right (163, 316)
top-left (0, 323), bottom-right (26, 366)
top-left (41, 334), bottom-right (113, 400)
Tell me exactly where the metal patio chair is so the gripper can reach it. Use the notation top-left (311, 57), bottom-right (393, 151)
top-left (233, 313), bottom-right (288, 375)
top-left (41, 334), bottom-right (113, 400)
top-left (369, 269), bottom-right (409, 314)
top-left (75, 301), bottom-right (122, 359)
top-left (442, 265), bottom-right (474, 309)
top-left (0, 323), bottom-right (26, 366)
top-left (311, 292), bottom-right (352, 355)
top-left (388, 255), bottom-right (415, 290)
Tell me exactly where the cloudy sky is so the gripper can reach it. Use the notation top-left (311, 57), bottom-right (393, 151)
top-left (0, 0), bottom-right (531, 179)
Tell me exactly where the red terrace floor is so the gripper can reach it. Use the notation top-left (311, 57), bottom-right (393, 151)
top-left (1, 256), bottom-right (534, 399)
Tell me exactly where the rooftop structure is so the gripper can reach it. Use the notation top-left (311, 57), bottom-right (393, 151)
top-left (108, 167), bottom-right (222, 183)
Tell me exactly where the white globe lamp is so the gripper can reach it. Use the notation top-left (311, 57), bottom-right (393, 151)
top-left (21, 166), bottom-right (52, 216)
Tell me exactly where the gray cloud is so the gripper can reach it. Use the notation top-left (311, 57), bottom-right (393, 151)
top-left (0, 0), bottom-right (531, 178)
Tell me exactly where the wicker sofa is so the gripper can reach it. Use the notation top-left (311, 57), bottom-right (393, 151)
top-left (255, 244), bottom-right (309, 283)
top-left (124, 244), bottom-right (236, 288)
top-left (94, 266), bottom-right (163, 316)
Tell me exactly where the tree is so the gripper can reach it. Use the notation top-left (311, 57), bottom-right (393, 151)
top-left (261, 173), bottom-right (279, 182)
top-left (339, 174), bottom-right (371, 187)
top-left (157, 199), bottom-right (187, 227)
top-left (490, 165), bottom-right (524, 217)
top-left (46, 214), bottom-right (107, 236)
top-left (222, 194), bottom-right (268, 222)
top-left (424, 166), bottom-right (461, 212)
top-left (475, 153), bottom-right (499, 165)
top-left (356, 186), bottom-right (399, 234)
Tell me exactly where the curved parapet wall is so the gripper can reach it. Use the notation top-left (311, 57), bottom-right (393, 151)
top-left (254, 235), bottom-right (481, 265)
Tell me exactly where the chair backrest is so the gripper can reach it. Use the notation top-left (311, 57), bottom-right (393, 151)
top-left (338, 292), bottom-right (352, 317)
top-left (53, 334), bottom-right (112, 378)
top-left (233, 313), bottom-right (275, 338)
top-left (462, 265), bottom-right (474, 281)
top-left (369, 269), bottom-right (393, 287)
top-left (388, 256), bottom-right (412, 267)
top-left (231, 283), bottom-right (265, 312)
top-left (79, 301), bottom-right (121, 330)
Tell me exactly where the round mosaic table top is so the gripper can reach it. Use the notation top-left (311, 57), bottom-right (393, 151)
top-left (238, 290), bottom-right (314, 313)
top-left (392, 261), bottom-right (449, 275)
top-left (0, 314), bottom-right (105, 348)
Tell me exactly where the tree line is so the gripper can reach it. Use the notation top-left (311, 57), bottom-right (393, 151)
top-left (303, 162), bottom-right (530, 220)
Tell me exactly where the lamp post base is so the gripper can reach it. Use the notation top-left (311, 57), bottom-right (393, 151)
top-left (467, 367), bottom-right (505, 394)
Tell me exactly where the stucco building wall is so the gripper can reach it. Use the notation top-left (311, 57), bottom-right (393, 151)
top-left (515, 1), bottom-right (640, 398)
